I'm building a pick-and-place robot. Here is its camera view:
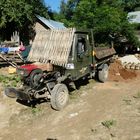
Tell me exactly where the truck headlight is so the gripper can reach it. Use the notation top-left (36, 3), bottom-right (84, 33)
top-left (66, 63), bottom-right (75, 69)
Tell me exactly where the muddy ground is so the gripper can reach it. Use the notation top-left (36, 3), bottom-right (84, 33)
top-left (0, 61), bottom-right (140, 140)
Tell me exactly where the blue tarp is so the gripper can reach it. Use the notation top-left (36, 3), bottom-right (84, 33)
top-left (0, 47), bottom-right (9, 53)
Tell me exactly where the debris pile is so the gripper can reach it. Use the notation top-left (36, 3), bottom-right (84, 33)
top-left (119, 55), bottom-right (140, 70)
top-left (135, 54), bottom-right (140, 60)
top-left (109, 60), bottom-right (137, 82)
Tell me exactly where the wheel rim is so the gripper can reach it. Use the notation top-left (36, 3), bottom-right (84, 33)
top-left (57, 90), bottom-right (68, 106)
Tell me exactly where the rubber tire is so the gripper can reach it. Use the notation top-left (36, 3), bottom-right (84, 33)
top-left (98, 64), bottom-right (109, 83)
top-left (30, 69), bottom-right (43, 88)
top-left (51, 84), bottom-right (69, 111)
top-left (5, 87), bottom-right (17, 98)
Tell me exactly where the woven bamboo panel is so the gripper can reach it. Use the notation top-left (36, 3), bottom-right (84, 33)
top-left (28, 28), bottom-right (75, 67)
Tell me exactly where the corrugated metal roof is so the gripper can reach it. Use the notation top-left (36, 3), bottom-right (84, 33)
top-left (36, 15), bottom-right (66, 29)
top-left (128, 11), bottom-right (140, 23)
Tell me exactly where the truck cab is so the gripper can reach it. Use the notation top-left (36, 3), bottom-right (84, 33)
top-left (65, 30), bottom-right (93, 80)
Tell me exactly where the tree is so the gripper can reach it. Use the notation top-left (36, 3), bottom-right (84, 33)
top-left (96, 0), bottom-right (140, 11)
top-left (72, 0), bottom-right (96, 28)
top-left (54, 0), bottom-right (69, 26)
top-left (93, 5), bottom-right (127, 43)
top-left (122, 0), bottom-right (140, 12)
top-left (71, 0), bottom-right (140, 47)
top-left (0, 0), bottom-right (49, 41)
top-left (54, 0), bottom-right (79, 26)
top-left (0, 0), bottom-right (49, 28)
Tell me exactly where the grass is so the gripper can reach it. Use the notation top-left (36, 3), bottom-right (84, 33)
top-left (0, 74), bottom-right (21, 87)
top-left (101, 119), bottom-right (116, 129)
top-left (31, 107), bottom-right (41, 115)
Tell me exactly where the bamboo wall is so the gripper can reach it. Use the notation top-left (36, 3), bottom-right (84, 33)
top-left (28, 28), bottom-right (75, 67)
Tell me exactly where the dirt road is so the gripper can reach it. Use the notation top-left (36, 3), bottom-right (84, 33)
top-left (0, 71), bottom-right (140, 140)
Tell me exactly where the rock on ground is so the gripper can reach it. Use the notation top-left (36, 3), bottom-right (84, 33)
top-left (119, 55), bottom-right (140, 64)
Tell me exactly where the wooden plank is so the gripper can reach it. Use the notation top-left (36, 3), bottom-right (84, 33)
top-left (0, 54), bottom-right (18, 67)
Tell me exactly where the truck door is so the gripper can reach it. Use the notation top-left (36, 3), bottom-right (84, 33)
top-left (74, 33), bottom-right (92, 79)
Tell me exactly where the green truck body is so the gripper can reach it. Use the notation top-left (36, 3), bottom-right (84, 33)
top-left (5, 28), bottom-right (116, 111)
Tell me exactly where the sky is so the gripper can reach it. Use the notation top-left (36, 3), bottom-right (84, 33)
top-left (44, 0), bottom-right (61, 12)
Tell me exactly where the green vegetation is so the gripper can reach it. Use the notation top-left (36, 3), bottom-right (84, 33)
top-left (0, 0), bottom-right (50, 42)
top-left (101, 119), bottom-right (116, 129)
top-left (0, 0), bottom-right (140, 47)
top-left (55, 0), bottom-right (140, 47)
top-left (31, 107), bottom-right (41, 115)
top-left (0, 74), bottom-right (21, 87)
top-left (0, 0), bottom-right (49, 28)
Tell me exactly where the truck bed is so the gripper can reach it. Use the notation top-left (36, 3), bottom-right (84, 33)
top-left (94, 47), bottom-right (116, 59)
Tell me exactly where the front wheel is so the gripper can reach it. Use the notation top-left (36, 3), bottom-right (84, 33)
top-left (51, 84), bottom-right (69, 111)
top-left (98, 64), bottom-right (109, 83)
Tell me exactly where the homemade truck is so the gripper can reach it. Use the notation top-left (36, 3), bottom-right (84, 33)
top-left (5, 28), bottom-right (116, 110)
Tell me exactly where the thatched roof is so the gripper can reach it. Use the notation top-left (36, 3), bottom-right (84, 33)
top-left (28, 28), bottom-right (75, 67)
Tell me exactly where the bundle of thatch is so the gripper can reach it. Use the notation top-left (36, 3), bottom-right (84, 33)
top-left (28, 28), bottom-right (75, 67)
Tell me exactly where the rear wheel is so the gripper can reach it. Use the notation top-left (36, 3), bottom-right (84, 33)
top-left (98, 64), bottom-right (109, 83)
top-left (51, 84), bottom-right (69, 111)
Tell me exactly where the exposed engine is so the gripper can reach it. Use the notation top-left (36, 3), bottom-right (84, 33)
top-left (6, 64), bottom-right (60, 101)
